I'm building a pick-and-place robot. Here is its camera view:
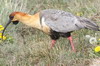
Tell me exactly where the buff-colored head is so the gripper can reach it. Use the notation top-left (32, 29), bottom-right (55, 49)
top-left (10, 12), bottom-right (28, 24)
top-left (2, 12), bottom-right (27, 39)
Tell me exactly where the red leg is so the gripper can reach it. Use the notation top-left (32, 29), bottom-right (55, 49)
top-left (67, 36), bottom-right (76, 52)
top-left (50, 40), bottom-right (56, 48)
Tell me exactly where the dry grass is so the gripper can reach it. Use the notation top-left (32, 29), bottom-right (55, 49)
top-left (0, 0), bottom-right (100, 66)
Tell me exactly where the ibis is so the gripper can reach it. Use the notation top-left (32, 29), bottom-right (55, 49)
top-left (2, 9), bottom-right (100, 52)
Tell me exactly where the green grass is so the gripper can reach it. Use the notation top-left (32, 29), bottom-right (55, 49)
top-left (0, 0), bottom-right (100, 66)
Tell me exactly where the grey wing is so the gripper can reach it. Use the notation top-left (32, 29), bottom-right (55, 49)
top-left (41, 9), bottom-right (85, 33)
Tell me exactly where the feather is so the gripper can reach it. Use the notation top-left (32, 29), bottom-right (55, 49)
top-left (40, 9), bottom-right (83, 33)
top-left (77, 17), bottom-right (100, 31)
top-left (40, 9), bottom-right (100, 33)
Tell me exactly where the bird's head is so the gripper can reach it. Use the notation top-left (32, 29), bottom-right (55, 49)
top-left (9, 12), bottom-right (20, 25)
top-left (9, 12), bottom-right (27, 25)
top-left (2, 12), bottom-right (26, 40)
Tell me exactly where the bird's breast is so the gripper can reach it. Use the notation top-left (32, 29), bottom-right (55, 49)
top-left (42, 26), bottom-right (50, 34)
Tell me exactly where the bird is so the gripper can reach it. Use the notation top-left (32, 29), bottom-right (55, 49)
top-left (2, 9), bottom-right (100, 52)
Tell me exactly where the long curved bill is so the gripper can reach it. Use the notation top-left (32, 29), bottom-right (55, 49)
top-left (2, 20), bottom-right (12, 40)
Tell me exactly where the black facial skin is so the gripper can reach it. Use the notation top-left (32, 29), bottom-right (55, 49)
top-left (13, 21), bottom-right (19, 25)
top-left (9, 16), bottom-right (14, 20)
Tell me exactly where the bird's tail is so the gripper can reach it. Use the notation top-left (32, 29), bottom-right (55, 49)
top-left (78, 17), bottom-right (100, 31)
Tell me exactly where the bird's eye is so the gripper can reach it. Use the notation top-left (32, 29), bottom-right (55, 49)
top-left (9, 16), bottom-right (14, 20)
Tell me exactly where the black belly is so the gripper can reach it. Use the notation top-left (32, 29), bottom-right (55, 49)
top-left (50, 30), bottom-right (71, 40)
